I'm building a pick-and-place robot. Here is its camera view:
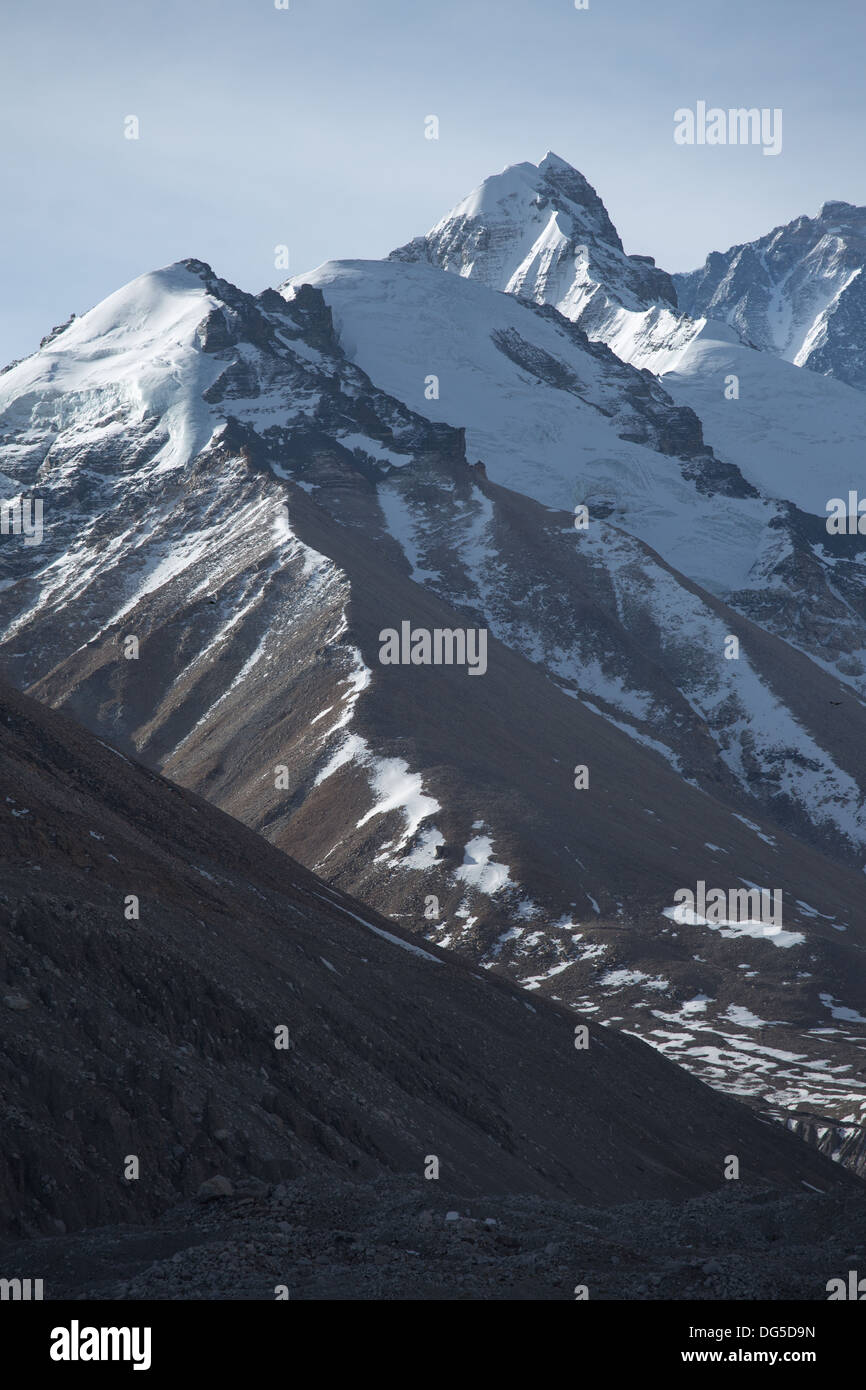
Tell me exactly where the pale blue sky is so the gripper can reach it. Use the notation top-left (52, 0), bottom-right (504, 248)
top-left (1, 0), bottom-right (864, 365)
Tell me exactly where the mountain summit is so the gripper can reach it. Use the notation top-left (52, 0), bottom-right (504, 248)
top-left (390, 152), bottom-right (695, 370)
top-left (674, 200), bottom-right (866, 391)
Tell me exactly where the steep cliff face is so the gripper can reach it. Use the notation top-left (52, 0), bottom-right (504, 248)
top-left (674, 201), bottom-right (866, 391)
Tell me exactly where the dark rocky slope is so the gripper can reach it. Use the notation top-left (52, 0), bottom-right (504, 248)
top-left (0, 678), bottom-right (855, 1255)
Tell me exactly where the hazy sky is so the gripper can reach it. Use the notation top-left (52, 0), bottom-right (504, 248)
top-left (2, 0), bottom-right (864, 365)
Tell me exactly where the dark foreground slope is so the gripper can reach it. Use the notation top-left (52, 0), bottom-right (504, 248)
top-left (5, 1175), bottom-right (866, 1301)
top-left (0, 680), bottom-right (859, 1298)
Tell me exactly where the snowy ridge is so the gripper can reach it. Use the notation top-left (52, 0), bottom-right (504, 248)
top-left (674, 200), bottom-right (866, 392)
top-left (390, 152), bottom-right (703, 372)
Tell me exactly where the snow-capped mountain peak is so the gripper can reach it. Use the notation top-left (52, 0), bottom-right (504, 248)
top-left (674, 199), bottom-right (866, 390)
top-left (391, 152), bottom-right (699, 372)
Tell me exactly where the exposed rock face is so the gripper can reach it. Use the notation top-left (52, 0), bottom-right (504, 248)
top-left (674, 201), bottom-right (866, 391)
top-left (783, 1114), bottom-right (866, 1180)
